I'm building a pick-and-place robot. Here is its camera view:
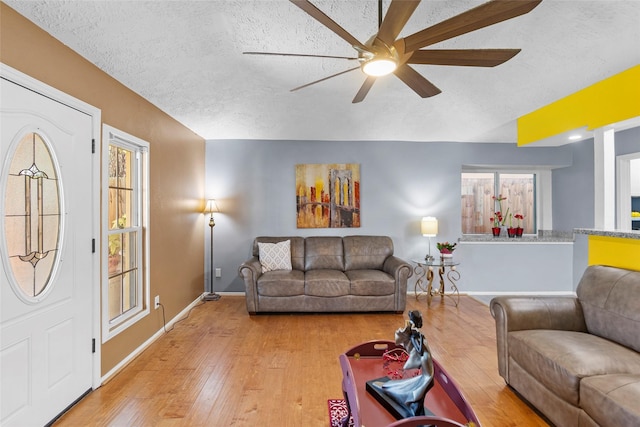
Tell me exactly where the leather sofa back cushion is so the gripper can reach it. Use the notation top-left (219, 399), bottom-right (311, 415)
top-left (344, 236), bottom-right (393, 271)
top-left (304, 236), bottom-right (345, 271)
top-left (577, 265), bottom-right (640, 353)
top-left (253, 237), bottom-right (305, 271)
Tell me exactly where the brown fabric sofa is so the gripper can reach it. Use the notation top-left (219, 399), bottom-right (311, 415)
top-left (238, 235), bottom-right (412, 314)
top-left (490, 265), bottom-right (640, 427)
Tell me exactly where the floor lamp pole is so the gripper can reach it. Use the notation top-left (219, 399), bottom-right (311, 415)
top-left (204, 214), bottom-right (220, 301)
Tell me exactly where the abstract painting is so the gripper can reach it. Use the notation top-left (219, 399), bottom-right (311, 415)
top-left (296, 163), bottom-right (360, 228)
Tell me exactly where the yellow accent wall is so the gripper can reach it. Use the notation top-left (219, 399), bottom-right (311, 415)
top-left (517, 65), bottom-right (640, 146)
top-left (588, 236), bottom-right (640, 271)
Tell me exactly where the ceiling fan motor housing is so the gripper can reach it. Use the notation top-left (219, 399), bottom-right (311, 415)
top-left (356, 35), bottom-right (400, 75)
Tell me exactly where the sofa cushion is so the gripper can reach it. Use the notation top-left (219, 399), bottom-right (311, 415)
top-left (305, 270), bottom-right (350, 297)
top-left (577, 265), bottom-right (640, 352)
top-left (581, 374), bottom-right (640, 427)
top-left (346, 270), bottom-right (396, 296)
top-left (343, 236), bottom-right (392, 271)
top-left (304, 236), bottom-right (344, 271)
top-left (253, 237), bottom-right (305, 271)
top-left (256, 270), bottom-right (304, 297)
top-left (509, 329), bottom-right (640, 406)
top-left (258, 240), bottom-right (292, 272)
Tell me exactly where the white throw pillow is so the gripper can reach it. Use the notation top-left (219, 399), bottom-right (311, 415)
top-left (258, 240), bottom-right (292, 272)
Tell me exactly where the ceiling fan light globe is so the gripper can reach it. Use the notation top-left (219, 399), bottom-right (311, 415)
top-left (362, 58), bottom-right (397, 76)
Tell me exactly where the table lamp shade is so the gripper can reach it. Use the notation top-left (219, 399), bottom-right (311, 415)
top-left (421, 217), bottom-right (438, 236)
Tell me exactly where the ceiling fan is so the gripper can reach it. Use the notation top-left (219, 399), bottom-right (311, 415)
top-left (244, 0), bottom-right (542, 103)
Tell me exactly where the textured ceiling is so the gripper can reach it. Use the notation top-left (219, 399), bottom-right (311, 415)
top-left (5, 0), bottom-right (640, 142)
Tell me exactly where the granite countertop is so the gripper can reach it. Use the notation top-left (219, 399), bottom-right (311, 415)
top-left (574, 228), bottom-right (640, 240)
top-left (459, 230), bottom-right (574, 243)
top-left (460, 228), bottom-right (640, 243)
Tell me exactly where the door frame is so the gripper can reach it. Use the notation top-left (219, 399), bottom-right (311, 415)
top-left (617, 151), bottom-right (640, 230)
top-left (1, 63), bottom-right (102, 388)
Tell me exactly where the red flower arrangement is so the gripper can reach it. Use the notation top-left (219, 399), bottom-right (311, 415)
top-left (490, 195), bottom-right (509, 236)
top-left (489, 213), bottom-right (503, 228)
top-left (436, 242), bottom-right (457, 254)
top-left (514, 214), bottom-right (524, 237)
top-left (514, 213), bottom-right (524, 226)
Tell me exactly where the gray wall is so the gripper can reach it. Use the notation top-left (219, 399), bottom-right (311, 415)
top-left (616, 126), bottom-right (640, 156)
top-left (543, 126), bottom-right (640, 234)
top-left (205, 139), bottom-right (576, 294)
top-left (553, 139), bottom-right (594, 232)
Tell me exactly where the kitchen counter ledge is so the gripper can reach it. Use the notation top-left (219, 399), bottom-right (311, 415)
top-left (574, 228), bottom-right (640, 240)
top-left (460, 230), bottom-right (573, 243)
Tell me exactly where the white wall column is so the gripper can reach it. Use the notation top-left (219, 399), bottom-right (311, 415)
top-left (593, 128), bottom-right (616, 229)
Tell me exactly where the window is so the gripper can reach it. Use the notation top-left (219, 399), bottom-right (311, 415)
top-left (461, 171), bottom-right (539, 235)
top-left (102, 125), bottom-right (149, 341)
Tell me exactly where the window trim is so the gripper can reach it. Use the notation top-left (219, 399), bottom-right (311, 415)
top-left (461, 166), bottom-right (552, 235)
top-left (101, 125), bottom-right (150, 342)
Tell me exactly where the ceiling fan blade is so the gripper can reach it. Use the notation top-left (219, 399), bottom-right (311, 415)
top-left (352, 76), bottom-right (376, 103)
top-left (402, 0), bottom-right (542, 52)
top-left (290, 66), bottom-right (360, 92)
top-left (377, 0), bottom-right (421, 46)
top-left (290, 0), bottom-right (367, 50)
top-left (407, 48), bottom-right (521, 67)
top-left (394, 64), bottom-right (441, 98)
top-left (243, 52), bottom-right (358, 60)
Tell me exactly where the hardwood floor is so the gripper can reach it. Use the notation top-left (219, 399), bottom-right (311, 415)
top-left (54, 296), bottom-right (549, 426)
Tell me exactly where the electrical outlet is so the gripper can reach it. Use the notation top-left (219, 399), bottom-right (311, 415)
top-left (215, 268), bottom-right (222, 278)
top-left (154, 295), bottom-right (160, 309)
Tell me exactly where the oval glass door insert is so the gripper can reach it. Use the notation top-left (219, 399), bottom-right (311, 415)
top-left (4, 131), bottom-right (61, 299)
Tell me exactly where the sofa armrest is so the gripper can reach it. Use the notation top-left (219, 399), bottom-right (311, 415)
top-left (490, 296), bottom-right (586, 381)
top-left (383, 256), bottom-right (413, 311)
top-left (238, 257), bottom-right (262, 314)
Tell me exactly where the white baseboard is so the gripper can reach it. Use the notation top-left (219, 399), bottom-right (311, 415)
top-left (466, 291), bottom-right (576, 296)
top-left (405, 290), bottom-right (576, 297)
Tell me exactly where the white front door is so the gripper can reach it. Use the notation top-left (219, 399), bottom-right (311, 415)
top-left (1, 76), bottom-right (95, 426)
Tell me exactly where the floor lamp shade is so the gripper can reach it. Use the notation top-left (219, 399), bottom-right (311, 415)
top-left (205, 199), bottom-right (219, 214)
top-left (421, 216), bottom-right (438, 236)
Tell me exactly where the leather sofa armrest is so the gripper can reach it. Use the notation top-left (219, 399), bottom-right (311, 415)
top-left (490, 296), bottom-right (586, 332)
top-left (383, 256), bottom-right (413, 311)
top-left (383, 256), bottom-right (413, 280)
top-left (490, 296), bottom-right (586, 382)
top-left (238, 257), bottom-right (262, 314)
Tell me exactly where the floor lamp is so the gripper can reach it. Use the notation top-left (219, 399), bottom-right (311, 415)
top-left (203, 199), bottom-right (221, 301)
top-left (421, 216), bottom-right (438, 262)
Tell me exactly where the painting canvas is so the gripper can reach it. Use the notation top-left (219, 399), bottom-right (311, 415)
top-left (296, 163), bottom-right (360, 228)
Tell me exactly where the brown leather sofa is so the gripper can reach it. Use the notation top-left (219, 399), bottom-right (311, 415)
top-left (238, 235), bottom-right (412, 314)
top-left (490, 265), bottom-right (640, 427)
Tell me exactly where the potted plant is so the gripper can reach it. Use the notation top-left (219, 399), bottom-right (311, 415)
top-left (507, 213), bottom-right (517, 238)
top-left (436, 241), bottom-right (456, 260)
top-left (490, 194), bottom-right (509, 237)
top-left (514, 214), bottom-right (524, 237)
